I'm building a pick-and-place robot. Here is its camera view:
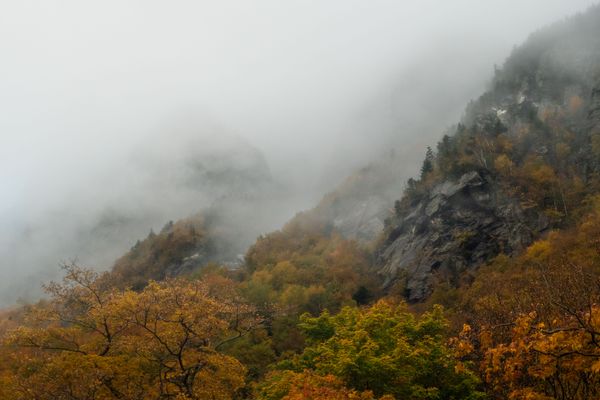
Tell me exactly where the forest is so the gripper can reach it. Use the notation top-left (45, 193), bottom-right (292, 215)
top-left (2, 4), bottom-right (600, 400)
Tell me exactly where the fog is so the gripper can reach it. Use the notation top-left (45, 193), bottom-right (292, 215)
top-left (0, 0), bottom-right (596, 305)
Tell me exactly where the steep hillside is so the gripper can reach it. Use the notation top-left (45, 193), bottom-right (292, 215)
top-left (5, 6), bottom-right (600, 400)
top-left (292, 153), bottom-right (408, 243)
top-left (111, 215), bottom-right (212, 289)
top-left (0, 130), bottom-right (280, 305)
top-left (107, 6), bottom-right (600, 306)
top-left (376, 6), bottom-right (600, 301)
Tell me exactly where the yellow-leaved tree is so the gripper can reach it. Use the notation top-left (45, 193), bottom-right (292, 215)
top-left (1, 263), bottom-right (260, 400)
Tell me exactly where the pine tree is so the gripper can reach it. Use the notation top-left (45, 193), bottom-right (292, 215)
top-left (420, 146), bottom-right (434, 179)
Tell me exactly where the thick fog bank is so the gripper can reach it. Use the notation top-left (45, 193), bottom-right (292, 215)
top-left (0, 1), bottom-right (597, 305)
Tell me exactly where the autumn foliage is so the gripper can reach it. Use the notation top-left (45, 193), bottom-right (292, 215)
top-left (3, 8), bottom-right (600, 399)
top-left (0, 264), bottom-right (258, 400)
top-left (450, 201), bottom-right (600, 399)
top-left (258, 300), bottom-right (485, 400)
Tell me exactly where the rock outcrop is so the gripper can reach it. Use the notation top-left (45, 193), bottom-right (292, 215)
top-left (374, 8), bottom-right (600, 302)
top-left (377, 171), bottom-right (548, 302)
top-left (300, 154), bottom-right (410, 243)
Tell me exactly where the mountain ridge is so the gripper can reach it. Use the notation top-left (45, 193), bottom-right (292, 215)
top-left (373, 5), bottom-right (600, 301)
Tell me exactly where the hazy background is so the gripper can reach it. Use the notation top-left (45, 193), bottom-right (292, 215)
top-left (0, 0), bottom-right (597, 305)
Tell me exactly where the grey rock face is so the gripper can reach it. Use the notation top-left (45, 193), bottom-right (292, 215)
top-left (332, 196), bottom-right (388, 242)
top-left (376, 171), bottom-right (548, 302)
top-left (306, 155), bottom-right (410, 243)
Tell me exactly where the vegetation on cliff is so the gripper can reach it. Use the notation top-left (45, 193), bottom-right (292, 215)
top-left (2, 5), bottom-right (600, 400)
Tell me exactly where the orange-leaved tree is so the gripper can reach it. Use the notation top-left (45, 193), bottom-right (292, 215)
top-left (1, 263), bottom-right (260, 400)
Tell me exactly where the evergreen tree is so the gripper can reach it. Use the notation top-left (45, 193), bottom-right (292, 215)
top-left (420, 146), bottom-right (434, 179)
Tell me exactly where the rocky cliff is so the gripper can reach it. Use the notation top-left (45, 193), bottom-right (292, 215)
top-left (375, 6), bottom-right (600, 301)
top-left (377, 171), bottom-right (548, 301)
top-left (283, 154), bottom-right (409, 244)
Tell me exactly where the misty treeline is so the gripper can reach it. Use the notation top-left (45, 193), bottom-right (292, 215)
top-left (3, 4), bottom-right (600, 400)
top-left (6, 1), bottom-right (589, 307)
top-left (5, 205), bottom-right (600, 399)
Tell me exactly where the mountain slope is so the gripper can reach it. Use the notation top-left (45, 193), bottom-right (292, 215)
top-left (375, 6), bottom-right (600, 301)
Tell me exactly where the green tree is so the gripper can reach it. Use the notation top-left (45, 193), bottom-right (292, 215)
top-left (262, 300), bottom-right (484, 400)
top-left (420, 146), bottom-right (435, 179)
